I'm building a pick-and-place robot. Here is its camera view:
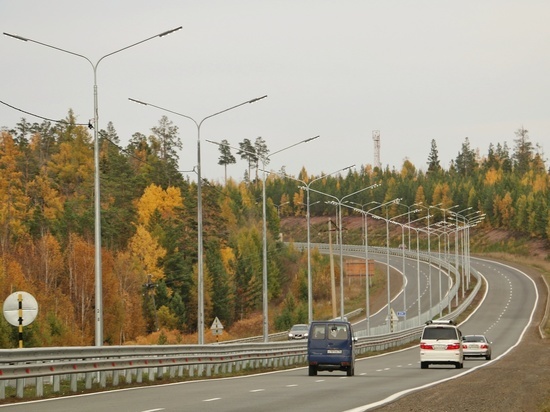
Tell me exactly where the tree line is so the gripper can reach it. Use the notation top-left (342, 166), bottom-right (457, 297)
top-left (0, 112), bottom-right (548, 347)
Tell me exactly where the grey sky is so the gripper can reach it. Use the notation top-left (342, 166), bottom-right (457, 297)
top-left (2, 1), bottom-right (549, 182)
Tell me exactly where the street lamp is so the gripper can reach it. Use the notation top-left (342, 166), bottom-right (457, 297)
top-left (5, 26), bottom-right (183, 346)
top-left (313, 184), bottom-right (378, 320)
top-left (274, 201), bottom-right (290, 217)
top-left (389, 209), bottom-right (420, 322)
top-left (280, 165), bottom-right (355, 324)
top-left (406, 214), bottom-right (430, 324)
top-left (211, 136), bottom-right (319, 341)
top-left (414, 202), bottom-right (443, 320)
top-left (130, 95), bottom-right (267, 344)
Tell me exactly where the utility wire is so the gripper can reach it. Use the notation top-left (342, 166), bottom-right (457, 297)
top-left (0, 99), bottom-right (88, 126)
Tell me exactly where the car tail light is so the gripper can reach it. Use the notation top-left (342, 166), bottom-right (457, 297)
top-left (447, 343), bottom-right (461, 350)
top-left (480, 344), bottom-right (488, 349)
top-left (420, 343), bottom-right (433, 350)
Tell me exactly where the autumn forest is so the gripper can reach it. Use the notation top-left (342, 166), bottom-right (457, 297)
top-left (0, 112), bottom-right (548, 347)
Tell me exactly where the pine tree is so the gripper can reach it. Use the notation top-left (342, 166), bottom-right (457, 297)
top-left (217, 139), bottom-right (236, 183)
top-left (427, 139), bottom-right (441, 173)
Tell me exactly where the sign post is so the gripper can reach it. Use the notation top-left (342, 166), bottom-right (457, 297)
top-left (210, 316), bottom-right (224, 343)
top-left (3, 291), bottom-right (38, 348)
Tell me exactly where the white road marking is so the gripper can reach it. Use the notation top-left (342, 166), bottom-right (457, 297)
top-left (203, 398), bottom-right (221, 402)
top-left (250, 389), bottom-right (265, 393)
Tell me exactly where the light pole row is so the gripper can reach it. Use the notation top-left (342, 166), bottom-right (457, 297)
top-left (5, 26), bottom-right (183, 346)
top-left (130, 96), bottom-right (268, 344)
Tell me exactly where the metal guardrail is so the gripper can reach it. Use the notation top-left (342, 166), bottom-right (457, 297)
top-left (0, 244), bottom-right (481, 401)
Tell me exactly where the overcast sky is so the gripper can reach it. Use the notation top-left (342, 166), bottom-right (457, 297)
top-left (2, 1), bottom-right (549, 182)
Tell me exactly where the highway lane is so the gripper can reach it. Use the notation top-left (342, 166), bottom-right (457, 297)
top-left (0, 257), bottom-right (537, 412)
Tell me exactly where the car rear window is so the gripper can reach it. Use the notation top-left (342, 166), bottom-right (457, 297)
top-left (311, 324), bottom-right (349, 340)
top-left (464, 336), bottom-right (484, 342)
top-left (422, 327), bottom-right (458, 340)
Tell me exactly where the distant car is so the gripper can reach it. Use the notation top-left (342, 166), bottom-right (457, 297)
top-left (420, 319), bottom-right (463, 369)
top-left (462, 335), bottom-right (492, 360)
top-left (288, 324), bottom-right (309, 340)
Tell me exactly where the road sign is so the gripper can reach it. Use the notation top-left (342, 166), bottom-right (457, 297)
top-left (397, 311), bottom-right (406, 317)
top-left (210, 316), bottom-right (224, 335)
top-left (3, 291), bottom-right (38, 327)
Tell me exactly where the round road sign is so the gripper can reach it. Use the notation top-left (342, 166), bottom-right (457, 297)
top-left (3, 291), bottom-right (38, 326)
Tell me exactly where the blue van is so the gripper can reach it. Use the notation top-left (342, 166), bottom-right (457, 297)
top-left (307, 320), bottom-right (356, 376)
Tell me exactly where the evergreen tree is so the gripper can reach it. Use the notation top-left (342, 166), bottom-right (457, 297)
top-left (237, 138), bottom-right (257, 181)
top-left (217, 139), bottom-right (236, 183)
top-left (513, 127), bottom-right (533, 175)
top-left (455, 137), bottom-right (477, 177)
top-left (427, 139), bottom-right (441, 173)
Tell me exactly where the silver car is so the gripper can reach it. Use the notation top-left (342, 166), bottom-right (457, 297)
top-left (462, 335), bottom-right (492, 360)
top-left (288, 324), bottom-right (309, 340)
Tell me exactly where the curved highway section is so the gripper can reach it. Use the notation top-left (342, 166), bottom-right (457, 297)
top-left (0, 257), bottom-right (537, 412)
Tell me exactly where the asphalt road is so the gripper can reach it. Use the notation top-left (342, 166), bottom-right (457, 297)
top-left (0, 256), bottom-right (537, 412)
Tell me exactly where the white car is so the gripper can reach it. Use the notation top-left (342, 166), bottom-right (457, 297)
top-left (420, 320), bottom-right (463, 369)
top-left (462, 335), bottom-right (492, 360)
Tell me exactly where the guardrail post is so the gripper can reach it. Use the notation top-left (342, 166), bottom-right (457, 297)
top-left (85, 372), bottom-right (93, 389)
top-left (148, 368), bottom-right (155, 381)
top-left (0, 380), bottom-right (5, 399)
top-left (136, 368), bottom-right (143, 383)
top-left (125, 369), bottom-right (133, 384)
top-left (198, 365), bottom-right (204, 376)
top-left (36, 377), bottom-right (43, 397)
top-left (53, 375), bottom-right (60, 392)
top-left (113, 371), bottom-right (119, 386)
top-left (100, 371), bottom-right (106, 388)
top-left (15, 378), bottom-right (24, 398)
top-left (70, 374), bottom-right (77, 392)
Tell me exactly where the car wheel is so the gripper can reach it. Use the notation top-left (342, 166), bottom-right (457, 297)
top-left (347, 366), bottom-right (354, 376)
top-left (421, 362), bottom-right (428, 369)
top-left (455, 362), bottom-right (463, 369)
top-left (308, 365), bottom-right (317, 376)
top-left (486, 355), bottom-right (491, 360)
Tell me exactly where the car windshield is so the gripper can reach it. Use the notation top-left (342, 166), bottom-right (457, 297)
top-left (423, 327), bottom-right (458, 340)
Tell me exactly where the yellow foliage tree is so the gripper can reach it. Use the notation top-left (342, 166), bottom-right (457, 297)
top-left (135, 184), bottom-right (183, 226)
top-left (127, 225), bottom-right (166, 283)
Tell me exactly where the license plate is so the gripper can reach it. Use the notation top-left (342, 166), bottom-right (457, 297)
top-left (469, 344), bottom-right (479, 349)
top-left (434, 344), bottom-right (447, 350)
top-left (327, 349), bottom-right (342, 354)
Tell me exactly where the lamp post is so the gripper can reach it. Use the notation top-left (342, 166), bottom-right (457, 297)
top-left (280, 165), bottom-right (355, 324)
top-left (413, 202), bottom-right (443, 320)
top-left (274, 201), bottom-right (290, 217)
top-left (365, 199), bottom-right (401, 332)
top-left (389, 209), bottom-right (420, 322)
top-left (5, 26), bottom-right (183, 346)
top-left (407, 214), bottom-right (430, 324)
top-left (314, 184), bottom-right (378, 320)
top-left (130, 95), bottom-right (267, 344)
top-left (211, 137), bottom-right (319, 341)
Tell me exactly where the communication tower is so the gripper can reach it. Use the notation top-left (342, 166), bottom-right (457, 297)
top-left (372, 130), bottom-right (381, 169)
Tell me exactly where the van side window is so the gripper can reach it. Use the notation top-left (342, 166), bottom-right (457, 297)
top-left (312, 325), bottom-right (325, 339)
